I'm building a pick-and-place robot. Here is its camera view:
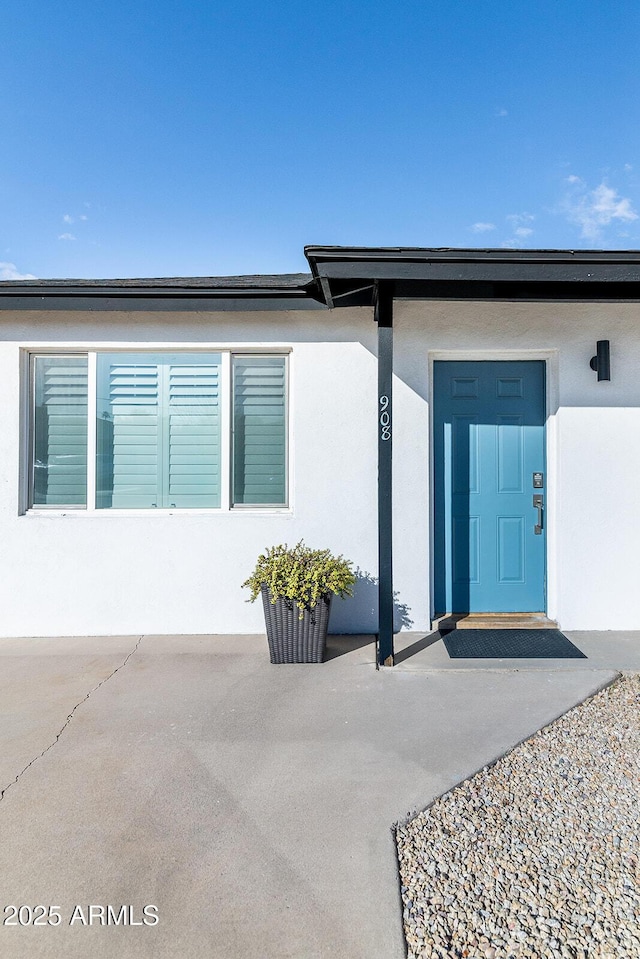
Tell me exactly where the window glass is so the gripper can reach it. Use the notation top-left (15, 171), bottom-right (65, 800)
top-left (233, 355), bottom-right (287, 506)
top-left (32, 355), bottom-right (88, 506)
top-left (96, 353), bottom-right (222, 508)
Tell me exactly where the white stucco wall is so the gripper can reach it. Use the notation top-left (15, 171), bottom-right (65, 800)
top-left (0, 297), bottom-right (639, 636)
top-left (0, 307), bottom-right (382, 637)
top-left (394, 299), bottom-right (640, 630)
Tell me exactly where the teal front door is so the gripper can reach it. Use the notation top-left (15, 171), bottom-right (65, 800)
top-left (433, 361), bottom-right (546, 614)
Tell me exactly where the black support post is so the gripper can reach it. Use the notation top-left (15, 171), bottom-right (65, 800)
top-left (375, 282), bottom-right (394, 667)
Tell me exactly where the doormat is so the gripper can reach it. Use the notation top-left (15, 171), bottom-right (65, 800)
top-left (440, 628), bottom-right (587, 659)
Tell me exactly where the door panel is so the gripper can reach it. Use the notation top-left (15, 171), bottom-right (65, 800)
top-left (434, 361), bottom-right (546, 613)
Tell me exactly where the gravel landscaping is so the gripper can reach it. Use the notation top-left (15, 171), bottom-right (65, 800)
top-left (396, 674), bottom-right (640, 959)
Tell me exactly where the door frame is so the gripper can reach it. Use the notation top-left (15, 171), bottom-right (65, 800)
top-left (428, 349), bottom-right (559, 623)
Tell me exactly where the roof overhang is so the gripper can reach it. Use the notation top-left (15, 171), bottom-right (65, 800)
top-left (0, 273), bottom-right (326, 312)
top-left (4, 249), bottom-right (640, 312)
top-left (305, 246), bottom-right (640, 307)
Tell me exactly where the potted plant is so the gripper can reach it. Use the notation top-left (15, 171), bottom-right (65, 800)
top-left (243, 541), bottom-right (356, 663)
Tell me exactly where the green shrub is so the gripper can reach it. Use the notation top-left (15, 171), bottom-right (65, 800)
top-left (243, 541), bottom-right (356, 614)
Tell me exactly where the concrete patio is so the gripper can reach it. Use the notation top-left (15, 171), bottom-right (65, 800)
top-left (0, 630), bottom-right (637, 959)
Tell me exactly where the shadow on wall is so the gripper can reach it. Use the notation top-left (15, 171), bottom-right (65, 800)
top-left (328, 568), bottom-right (413, 634)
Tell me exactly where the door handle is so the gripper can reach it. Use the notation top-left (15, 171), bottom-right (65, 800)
top-left (533, 494), bottom-right (543, 535)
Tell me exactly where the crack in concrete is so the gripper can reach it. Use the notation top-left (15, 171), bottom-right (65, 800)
top-left (0, 635), bottom-right (144, 803)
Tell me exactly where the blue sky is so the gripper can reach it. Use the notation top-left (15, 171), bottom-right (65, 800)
top-left (2, 0), bottom-right (639, 279)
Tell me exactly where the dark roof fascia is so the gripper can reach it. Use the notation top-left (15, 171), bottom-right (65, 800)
top-left (306, 246), bottom-right (640, 263)
top-left (0, 274), bottom-right (327, 312)
top-left (305, 246), bottom-right (640, 303)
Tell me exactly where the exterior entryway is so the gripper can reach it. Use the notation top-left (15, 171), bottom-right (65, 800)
top-left (433, 360), bottom-right (546, 615)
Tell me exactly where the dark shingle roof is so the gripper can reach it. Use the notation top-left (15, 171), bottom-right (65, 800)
top-left (0, 272), bottom-right (324, 311)
top-left (0, 273), bottom-right (313, 291)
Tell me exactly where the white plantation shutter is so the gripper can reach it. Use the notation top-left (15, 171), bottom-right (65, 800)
top-left (168, 362), bottom-right (221, 507)
top-left (33, 356), bottom-right (88, 506)
top-left (96, 353), bottom-right (221, 509)
top-left (97, 358), bottom-right (161, 508)
top-left (232, 356), bottom-right (287, 505)
top-left (30, 351), bottom-right (288, 511)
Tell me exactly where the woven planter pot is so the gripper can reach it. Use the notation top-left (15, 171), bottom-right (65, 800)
top-left (261, 586), bottom-right (332, 663)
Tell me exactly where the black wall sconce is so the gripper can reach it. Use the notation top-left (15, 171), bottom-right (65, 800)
top-left (590, 340), bottom-right (610, 381)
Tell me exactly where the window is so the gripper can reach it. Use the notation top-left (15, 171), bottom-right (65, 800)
top-left (232, 356), bottom-right (287, 506)
top-left (32, 355), bottom-right (89, 506)
top-left (29, 351), bottom-right (288, 510)
top-left (96, 353), bottom-right (222, 509)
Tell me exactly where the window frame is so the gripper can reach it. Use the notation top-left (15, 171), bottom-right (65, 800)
top-left (24, 347), bottom-right (291, 514)
top-left (29, 351), bottom-right (90, 510)
top-left (230, 353), bottom-right (289, 510)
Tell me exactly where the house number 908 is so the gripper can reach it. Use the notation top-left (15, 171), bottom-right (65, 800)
top-left (379, 395), bottom-right (391, 441)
